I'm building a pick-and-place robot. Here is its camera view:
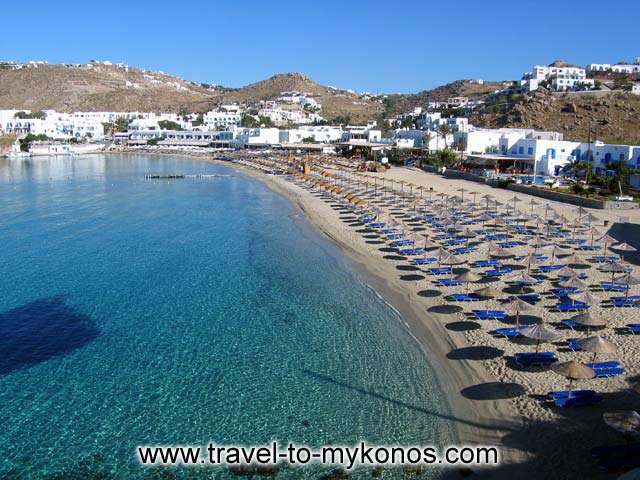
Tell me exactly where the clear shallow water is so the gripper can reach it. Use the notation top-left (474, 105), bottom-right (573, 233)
top-left (0, 154), bottom-right (456, 479)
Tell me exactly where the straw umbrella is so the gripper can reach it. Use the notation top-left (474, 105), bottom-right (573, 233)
top-left (569, 312), bottom-right (607, 333)
top-left (600, 234), bottom-right (618, 255)
top-left (614, 273), bottom-right (640, 299)
top-left (520, 253), bottom-right (543, 273)
top-left (474, 285), bottom-right (503, 311)
top-left (552, 360), bottom-right (595, 391)
top-left (577, 336), bottom-right (617, 364)
top-left (560, 277), bottom-right (587, 291)
top-left (508, 298), bottom-right (535, 326)
top-left (456, 271), bottom-right (482, 293)
top-left (612, 242), bottom-right (637, 263)
top-left (602, 261), bottom-right (632, 282)
top-left (569, 291), bottom-right (599, 307)
top-left (522, 324), bottom-right (561, 353)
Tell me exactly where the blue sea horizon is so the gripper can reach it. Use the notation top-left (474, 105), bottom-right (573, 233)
top-left (0, 154), bottom-right (455, 479)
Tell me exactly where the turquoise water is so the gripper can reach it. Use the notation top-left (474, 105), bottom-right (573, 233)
top-left (0, 154), bottom-right (455, 479)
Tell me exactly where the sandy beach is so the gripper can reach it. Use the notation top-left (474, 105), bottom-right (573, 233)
top-left (227, 157), bottom-right (640, 479)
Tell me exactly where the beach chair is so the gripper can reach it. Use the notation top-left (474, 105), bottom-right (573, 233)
top-left (493, 326), bottom-right (527, 337)
top-left (547, 389), bottom-right (597, 400)
top-left (554, 394), bottom-right (603, 407)
top-left (427, 267), bottom-right (452, 275)
top-left (513, 295), bottom-right (537, 306)
top-left (600, 282), bottom-right (629, 292)
top-left (452, 246), bottom-right (476, 255)
top-left (550, 287), bottom-right (579, 298)
top-left (514, 351), bottom-right (557, 367)
top-left (540, 264), bottom-right (565, 273)
top-left (497, 241), bottom-right (520, 248)
top-left (556, 301), bottom-right (590, 313)
top-left (484, 266), bottom-right (512, 277)
top-left (485, 234), bottom-right (510, 241)
top-left (624, 323), bottom-right (640, 334)
top-left (592, 255), bottom-right (619, 263)
top-left (558, 273), bottom-right (588, 281)
top-left (386, 233), bottom-right (406, 240)
top-left (399, 247), bottom-right (424, 256)
top-left (472, 309), bottom-right (507, 320)
top-left (390, 239), bottom-right (414, 247)
top-left (472, 259), bottom-right (500, 268)
top-left (412, 257), bottom-right (437, 265)
top-left (611, 299), bottom-right (638, 308)
top-left (447, 292), bottom-right (481, 302)
top-left (577, 245), bottom-right (601, 251)
top-left (586, 361), bottom-right (625, 377)
top-left (437, 278), bottom-right (462, 287)
top-left (367, 222), bottom-right (386, 229)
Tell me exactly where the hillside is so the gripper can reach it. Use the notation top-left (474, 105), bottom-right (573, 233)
top-left (472, 88), bottom-right (640, 144)
top-left (0, 63), bottom-right (217, 112)
top-left (219, 72), bottom-right (384, 123)
top-left (383, 79), bottom-right (508, 114)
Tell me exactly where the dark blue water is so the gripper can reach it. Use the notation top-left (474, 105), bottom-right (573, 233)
top-left (0, 154), bottom-right (455, 479)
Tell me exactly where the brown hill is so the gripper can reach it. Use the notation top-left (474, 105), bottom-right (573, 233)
top-left (0, 63), bottom-right (217, 112)
top-left (219, 72), bottom-right (383, 123)
top-left (383, 79), bottom-right (507, 114)
top-left (472, 88), bottom-right (640, 144)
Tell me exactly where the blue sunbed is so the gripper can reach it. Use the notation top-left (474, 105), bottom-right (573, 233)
top-left (592, 255), bottom-right (619, 263)
top-left (472, 309), bottom-right (507, 320)
top-left (550, 287), bottom-right (579, 298)
top-left (399, 247), bottom-right (424, 256)
top-left (518, 293), bottom-right (541, 302)
top-left (577, 245), bottom-right (601, 251)
top-left (385, 233), bottom-right (406, 240)
top-left (493, 326), bottom-right (527, 337)
top-left (473, 259), bottom-right (500, 268)
top-left (390, 239), bottom-right (414, 247)
top-left (610, 295), bottom-right (640, 302)
top-left (625, 323), bottom-right (640, 334)
top-left (484, 266), bottom-right (512, 276)
top-left (557, 301), bottom-right (590, 313)
top-left (611, 299), bottom-right (638, 308)
top-left (554, 394), bottom-right (603, 407)
top-left (547, 389), bottom-right (597, 400)
top-left (451, 246), bottom-right (476, 255)
top-left (367, 222), bottom-right (386, 228)
top-left (437, 278), bottom-right (462, 287)
top-left (427, 267), bottom-right (452, 275)
top-left (515, 351), bottom-right (557, 367)
top-left (600, 282), bottom-right (629, 292)
top-left (447, 292), bottom-right (481, 302)
top-left (540, 264), bottom-right (564, 273)
top-left (485, 234), bottom-right (510, 241)
top-left (497, 241), bottom-right (520, 248)
top-left (412, 257), bottom-right (437, 265)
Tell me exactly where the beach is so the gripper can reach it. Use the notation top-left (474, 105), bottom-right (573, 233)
top-left (229, 157), bottom-right (640, 479)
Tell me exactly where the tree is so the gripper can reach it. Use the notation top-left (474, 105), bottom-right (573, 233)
top-left (240, 114), bottom-right (259, 128)
top-left (258, 115), bottom-right (275, 128)
top-left (421, 132), bottom-right (433, 151)
top-left (158, 120), bottom-right (182, 131)
top-left (436, 124), bottom-right (452, 149)
top-left (14, 110), bottom-right (46, 119)
top-left (18, 133), bottom-right (50, 151)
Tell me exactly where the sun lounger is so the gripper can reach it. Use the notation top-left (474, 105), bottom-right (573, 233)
top-left (367, 222), bottom-right (386, 228)
top-left (452, 246), bottom-right (476, 255)
top-left (592, 255), bottom-right (619, 263)
top-left (558, 273), bottom-right (588, 281)
top-left (427, 267), bottom-right (452, 275)
top-left (610, 295), bottom-right (640, 302)
top-left (399, 247), bottom-right (424, 256)
top-left (497, 241), bottom-right (520, 248)
top-left (540, 264), bottom-right (564, 273)
top-left (379, 228), bottom-right (399, 234)
top-left (517, 293), bottom-right (540, 303)
top-left (444, 238), bottom-right (467, 246)
top-left (484, 266), bottom-right (512, 276)
top-left (554, 394), bottom-right (603, 407)
top-left (385, 233), bottom-right (406, 240)
top-left (437, 278), bottom-right (463, 287)
top-left (547, 389), bottom-right (597, 399)
top-left (550, 287), bottom-right (579, 298)
top-left (472, 309), bottom-right (507, 320)
top-left (556, 301), bottom-right (590, 312)
top-left (485, 234), bottom-right (510, 241)
top-left (390, 239), bottom-right (414, 247)
top-left (600, 282), bottom-right (629, 292)
top-left (412, 257), bottom-right (437, 265)
top-left (577, 245), bottom-right (601, 251)
top-left (493, 326), bottom-right (528, 337)
top-left (514, 351), bottom-right (557, 367)
top-left (564, 238), bottom-right (587, 245)
top-left (611, 299), bottom-right (638, 308)
top-left (624, 323), bottom-right (640, 334)
top-left (472, 259), bottom-right (500, 268)
top-left (447, 292), bottom-right (481, 302)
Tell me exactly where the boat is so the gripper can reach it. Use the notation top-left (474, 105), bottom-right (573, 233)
top-left (5, 142), bottom-right (31, 159)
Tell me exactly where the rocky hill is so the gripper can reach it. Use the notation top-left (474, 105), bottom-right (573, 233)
top-left (0, 63), bottom-right (217, 112)
top-left (382, 79), bottom-right (508, 114)
top-left (471, 88), bottom-right (640, 144)
top-left (218, 72), bottom-right (384, 123)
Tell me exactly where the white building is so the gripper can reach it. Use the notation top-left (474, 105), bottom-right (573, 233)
top-left (522, 61), bottom-right (593, 91)
top-left (279, 126), bottom-right (343, 144)
top-left (203, 110), bottom-right (241, 129)
top-left (234, 128), bottom-right (281, 147)
top-left (632, 83), bottom-right (640, 95)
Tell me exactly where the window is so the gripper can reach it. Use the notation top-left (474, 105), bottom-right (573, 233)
top-left (518, 146), bottom-right (524, 154)
top-left (528, 147), bottom-right (533, 155)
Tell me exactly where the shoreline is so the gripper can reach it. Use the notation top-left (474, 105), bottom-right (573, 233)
top-left (223, 161), bottom-right (525, 472)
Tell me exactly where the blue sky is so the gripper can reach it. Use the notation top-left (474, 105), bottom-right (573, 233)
top-left (1, 0), bottom-right (638, 93)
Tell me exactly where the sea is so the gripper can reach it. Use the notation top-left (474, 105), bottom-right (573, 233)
top-left (0, 154), bottom-right (456, 479)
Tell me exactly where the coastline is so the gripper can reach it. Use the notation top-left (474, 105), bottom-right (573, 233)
top-left (222, 161), bottom-right (525, 473)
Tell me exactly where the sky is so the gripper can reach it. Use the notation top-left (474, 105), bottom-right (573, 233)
top-left (1, 0), bottom-right (639, 93)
